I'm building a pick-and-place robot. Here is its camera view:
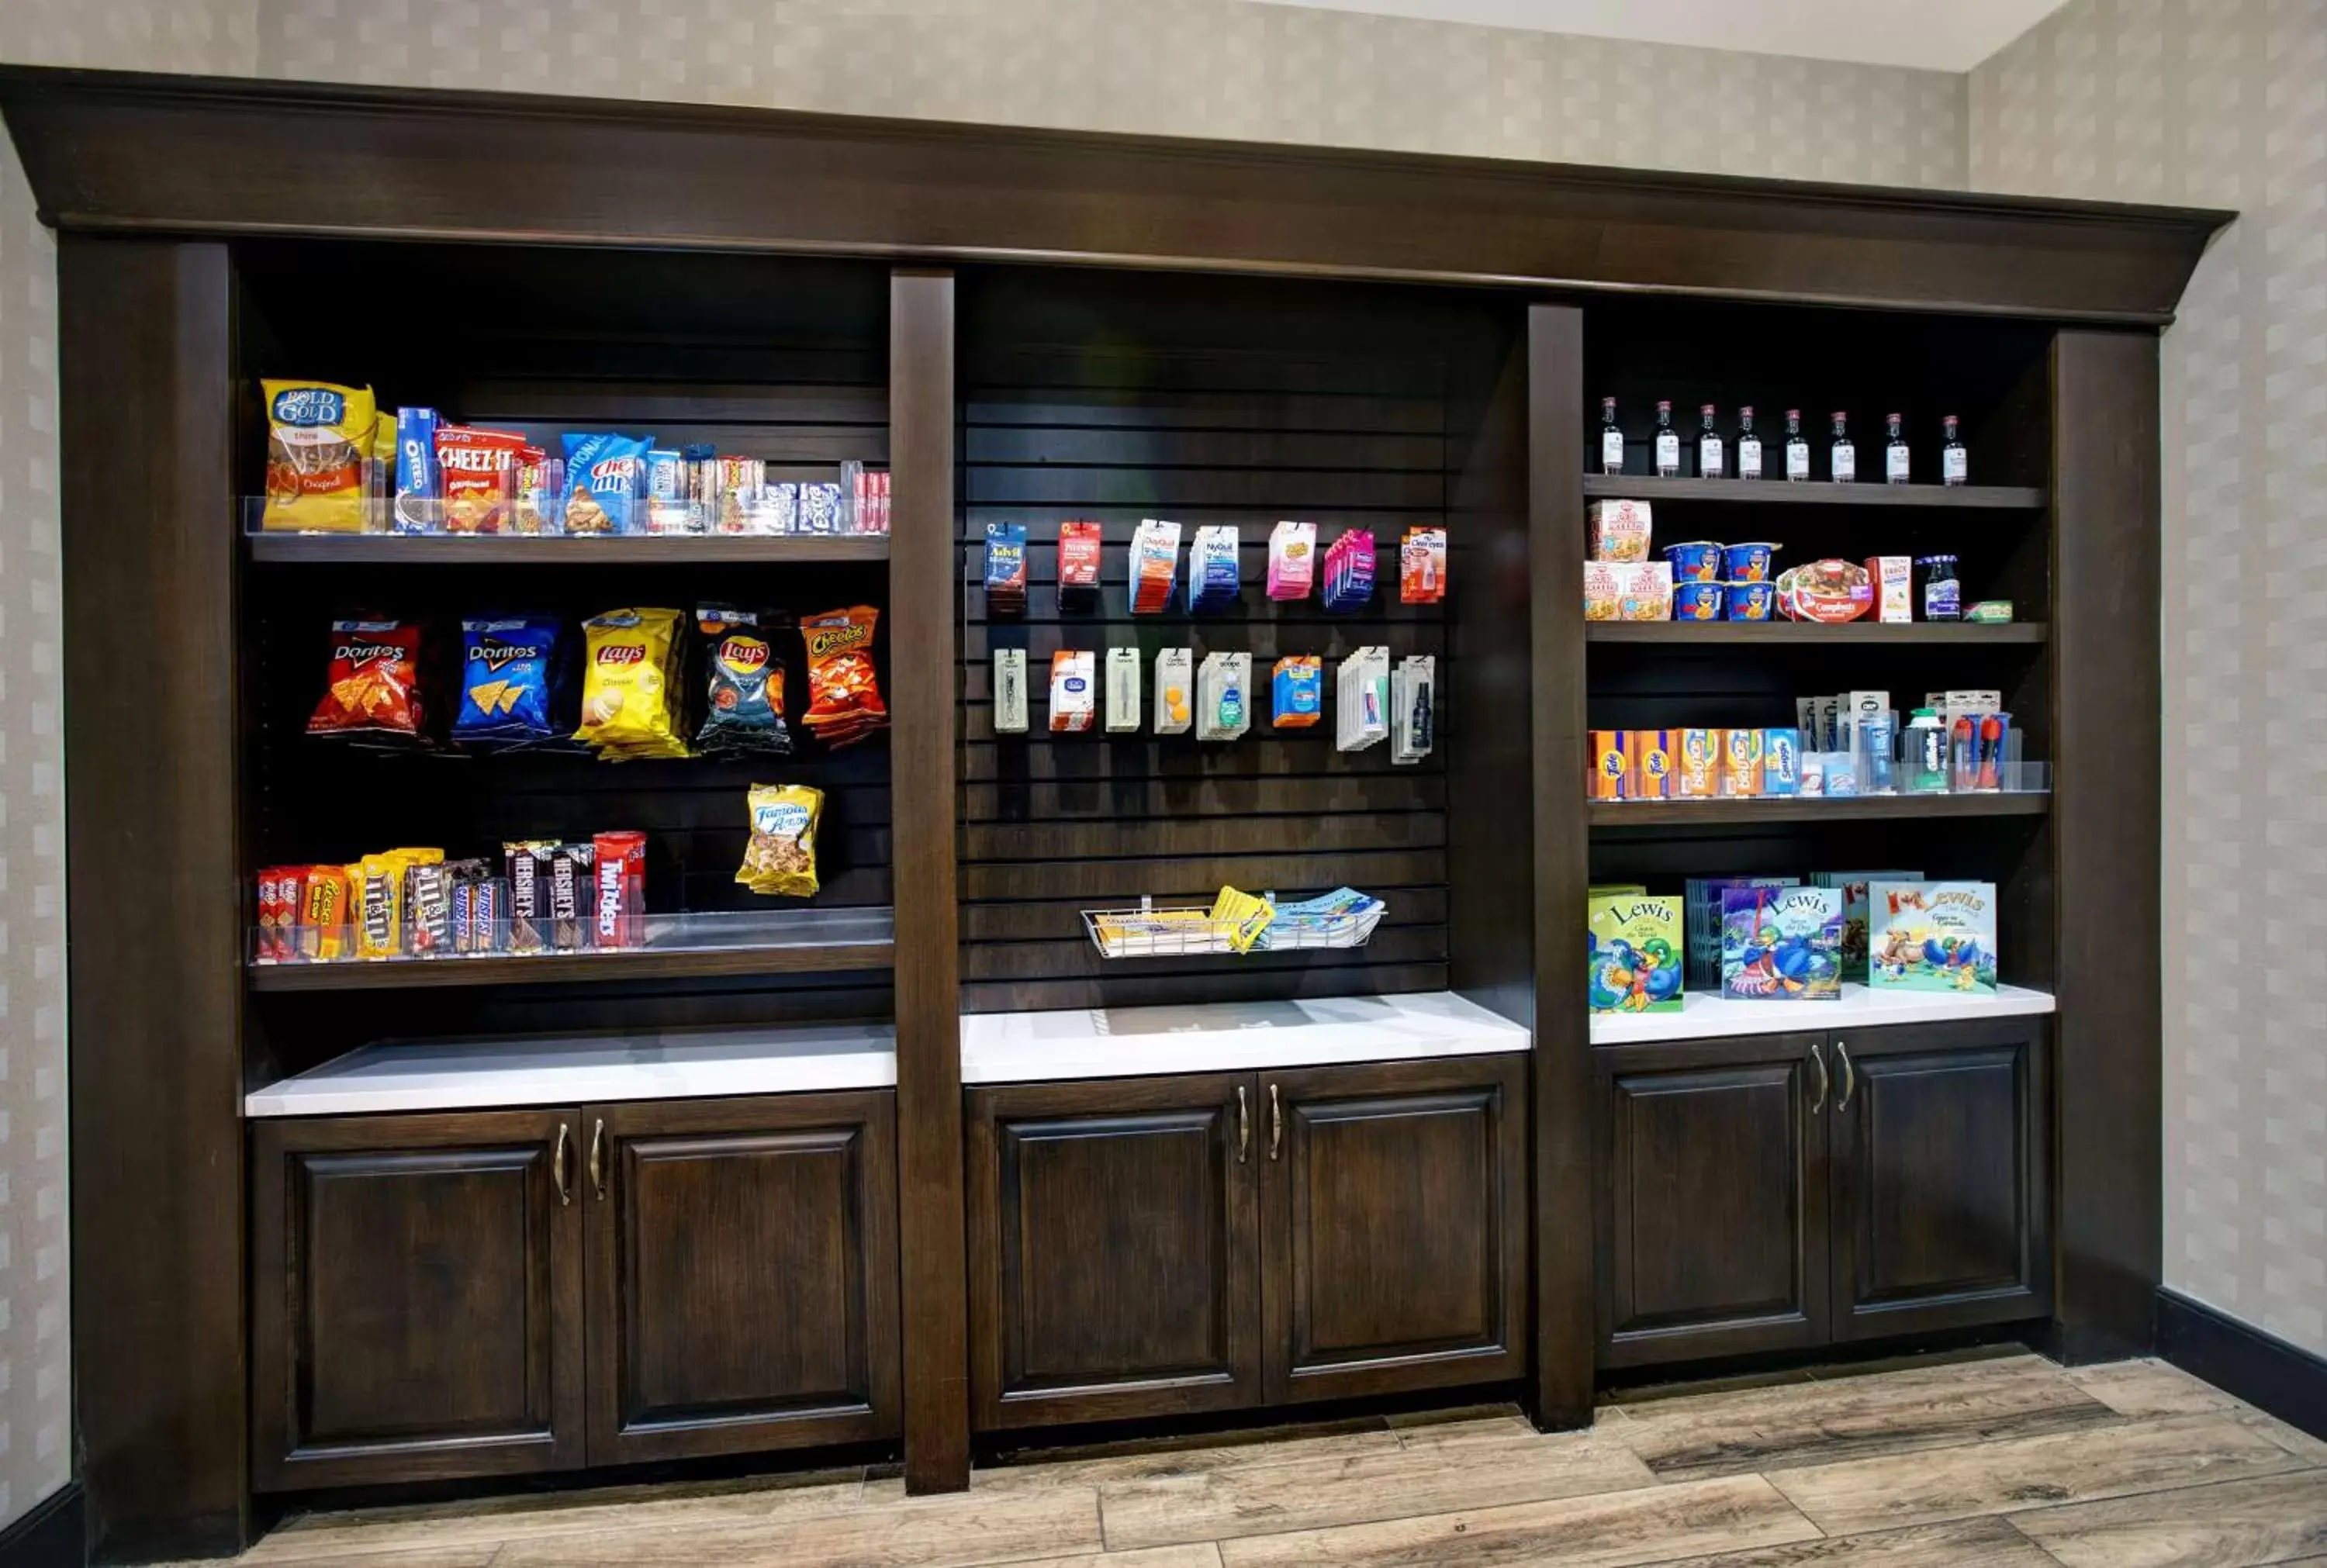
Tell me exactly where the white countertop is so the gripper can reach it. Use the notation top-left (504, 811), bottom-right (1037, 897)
top-left (245, 1024), bottom-right (897, 1117)
top-left (959, 991), bottom-right (1530, 1084)
top-left (1589, 983), bottom-right (2056, 1045)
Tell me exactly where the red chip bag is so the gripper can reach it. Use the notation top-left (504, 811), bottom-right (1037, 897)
top-left (309, 618), bottom-right (425, 737)
top-left (435, 425), bottom-right (528, 534)
top-left (800, 606), bottom-right (888, 750)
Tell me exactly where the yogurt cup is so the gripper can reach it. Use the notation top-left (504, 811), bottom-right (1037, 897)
top-left (1671, 581), bottom-right (1727, 620)
top-left (1721, 542), bottom-right (1778, 582)
top-left (1724, 579), bottom-right (1776, 620)
top-left (1661, 541), bottom-right (1724, 582)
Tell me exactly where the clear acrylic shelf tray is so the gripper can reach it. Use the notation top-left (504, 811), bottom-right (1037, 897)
top-left (1083, 894), bottom-right (1386, 959)
top-left (250, 905), bottom-right (895, 968)
top-left (241, 483), bottom-right (887, 541)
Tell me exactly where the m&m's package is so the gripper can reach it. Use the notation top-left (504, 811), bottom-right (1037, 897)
top-left (562, 432), bottom-right (653, 535)
top-left (694, 606), bottom-right (793, 757)
top-left (309, 618), bottom-right (427, 739)
top-left (455, 616), bottom-right (564, 743)
top-left (737, 783), bottom-right (823, 898)
top-left (262, 380), bottom-right (379, 533)
top-left (800, 606), bottom-right (889, 749)
top-left (573, 608), bottom-right (690, 760)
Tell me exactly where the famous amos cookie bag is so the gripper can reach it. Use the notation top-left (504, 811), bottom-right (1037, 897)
top-left (800, 606), bottom-right (888, 750)
top-left (309, 618), bottom-right (427, 739)
top-left (573, 608), bottom-right (690, 760)
top-left (736, 783), bottom-right (823, 898)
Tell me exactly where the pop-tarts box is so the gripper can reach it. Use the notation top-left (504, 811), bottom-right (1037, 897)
top-left (1675, 728), bottom-right (1719, 797)
top-left (1630, 729), bottom-right (1675, 799)
top-left (1722, 727), bottom-right (1765, 796)
top-left (1590, 730), bottom-right (1630, 799)
top-left (1763, 727), bottom-right (1801, 795)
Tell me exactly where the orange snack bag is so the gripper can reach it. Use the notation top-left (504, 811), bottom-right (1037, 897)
top-left (800, 606), bottom-right (890, 750)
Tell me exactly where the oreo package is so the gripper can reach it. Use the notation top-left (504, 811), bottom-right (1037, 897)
top-left (455, 616), bottom-right (564, 741)
top-left (696, 606), bottom-right (794, 756)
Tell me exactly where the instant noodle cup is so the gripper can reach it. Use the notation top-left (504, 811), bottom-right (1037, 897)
top-left (1721, 542), bottom-right (1777, 582)
top-left (1672, 581), bottom-right (1727, 620)
top-left (263, 380), bottom-right (378, 532)
top-left (574, 609), bottom-right (690, 759)
top-left (1661, 541), bottom-right (1724, 582)
top-left (1724, 580), bottom-right (1776, 620)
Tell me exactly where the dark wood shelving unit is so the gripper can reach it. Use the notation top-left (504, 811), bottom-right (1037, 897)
top-left (1582, 474), bottom-right (2046, 508)
top-left (246, 923), bottom-right (898, 992)
top-left (247, 532), bottom-right (890, 565)
top-left (1588, 794), bottom-right (2051, 828)
top-left (1586, 621), bottom-right (2048, 646)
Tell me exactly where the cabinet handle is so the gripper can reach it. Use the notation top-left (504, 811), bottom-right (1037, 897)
top-left (589, 1118), bottom-right (607, 1199)
top-left (1808, 1041), bottom-right (1829, 1114)
top-left (1236, 1086), bottom-right (1250, 1164)
top-left (1835, 1042), bottom-right (1855, 1113)
top-left (1269, 1083), bottom-right (1283, 1162)
top-left (552, 1123), bottom-right (572, 1207)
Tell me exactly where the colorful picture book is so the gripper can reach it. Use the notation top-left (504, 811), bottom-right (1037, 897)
top-left (1868, 880), bottom-right (1998, 993)
top-left (1587, 894), bottom-right (1683, 1014)
top-left (1684, 876), bottom-right (1800, 989)
top-left (1809, 869), bottom-right (1921, 983)
top-left (1720, 885), bottom-right (1843, 1000)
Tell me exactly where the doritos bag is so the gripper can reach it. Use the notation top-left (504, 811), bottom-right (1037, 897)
top-left (455, 616), bottom-right (564, 742)
top-left (308, 618), bottom-right (426, 738)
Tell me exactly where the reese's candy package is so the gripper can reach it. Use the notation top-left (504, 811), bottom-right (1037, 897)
top-left (562, 432), bottom-right (653, 535)
top-left (800, 606), bottom-right (888, 751)
top-left (309, 619), bottom-right (426, 738)
top-left (455, 616), bottom-right (563, 743)
top-left (299, 864), bottom-right (354, 959)
top-left (695, 606), bottom-right (793, 757)
top-left (262, 380), bottom-right (379, 533)
top-left (574, 609), bottom-right (690, 760)
top-left (435, 424), bottom-right (528, 534)
top-left (737, 783), bottom-right (822, 898)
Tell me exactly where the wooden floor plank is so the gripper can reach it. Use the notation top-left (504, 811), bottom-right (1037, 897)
top-left (2063, 1358), bottom-right (2242, 1418)
top-left (1611, 1354), bottom-right (2121, 1480)
top-left (1653, 1515), bottom-right (2055, 1566)
top-left (489, 1486), bottom-right (1103, 1568)
top-left (2009, 1470), bottom-right (2327, 1567)
top-left (1212, 1474), bottom-right (1819, 1568)
top-left (1767, 1414), bottom-right (2307, 1536)
top-left (991, 1548), bottom-right (1226, 1568)
top-left (1099, 1429), bottom-right (1655, 1550)
top-left (244, 1473), bottom-right (868, 1562)
top-left (901, 1428), bottom-right (1404, 1495)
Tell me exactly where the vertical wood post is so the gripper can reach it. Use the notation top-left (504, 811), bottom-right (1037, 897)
top-left (1527, 303), bottom-right (1592, 1426)
top-left (2050, 328), bottom-right (2163, 1361)
top-left (889, 268), bottom-right (971, 1490)
top-left (59, 237), bottom-right (248, 1559)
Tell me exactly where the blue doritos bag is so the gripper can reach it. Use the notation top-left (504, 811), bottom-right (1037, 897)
top-left (455, 616), bottom-right (564, 741)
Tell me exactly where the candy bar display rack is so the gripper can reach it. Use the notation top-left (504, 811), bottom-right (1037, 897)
top-left (5, 65), bottom-right (2214, 1559)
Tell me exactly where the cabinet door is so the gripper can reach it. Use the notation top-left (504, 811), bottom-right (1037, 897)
top-left (1261, 1055), bottom-right (1528, 1404)
top-left (584, 1091), bottom-right (900, 1466)
top-left (251, 1110), bottom-right (585, 1490)
top-left (1828, 1019), bottom-right (2052, 1339)
top-left (1596, 1034), bottom-right (1831, 1368)
top-left (967, 1073), bottom-right (1260, 1429)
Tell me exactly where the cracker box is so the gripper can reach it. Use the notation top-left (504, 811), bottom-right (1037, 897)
top-left (1866, 556), bottom-right (1912, 623)
top-left (1720, 727), bottom-right (1765, 796)
top-left (1588, 498), bottom-right (1653, 563)
top-left (1684, 876), bottom-right (1800, 989)
top-left (1589, 730), bottom-right (1630, 799)
top-left (1675, 728), bottom-right (1720, 797)
top-left (1868, 880), bottom-right (1999, 993)
top-left (1720, 884), bottom-right (1844, 1000)
top-left (1628, 729), bottom-right (1675, 799)
top-left (1588, 894), bottom-right (1683, 1013)
top-left (1810, 869), bottom-right (1923, 983)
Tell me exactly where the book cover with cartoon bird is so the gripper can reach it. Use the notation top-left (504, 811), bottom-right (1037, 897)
top-left (1868, 880), bottom-right (1999, 993)
top-left (1720, 885), bottom-right (1843, 1000)
top-left (1588, 895), bottom-right (1682, 1013)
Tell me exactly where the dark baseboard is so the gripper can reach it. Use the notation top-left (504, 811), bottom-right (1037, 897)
top-left (0, 1483), bottom-right (81, 1568)
top-left (2158, 1288), bottom-right (2327, 1442)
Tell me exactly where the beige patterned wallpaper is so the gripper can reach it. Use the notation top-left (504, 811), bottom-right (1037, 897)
top-left (1972, 0), bottom-right (2327, 1361)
